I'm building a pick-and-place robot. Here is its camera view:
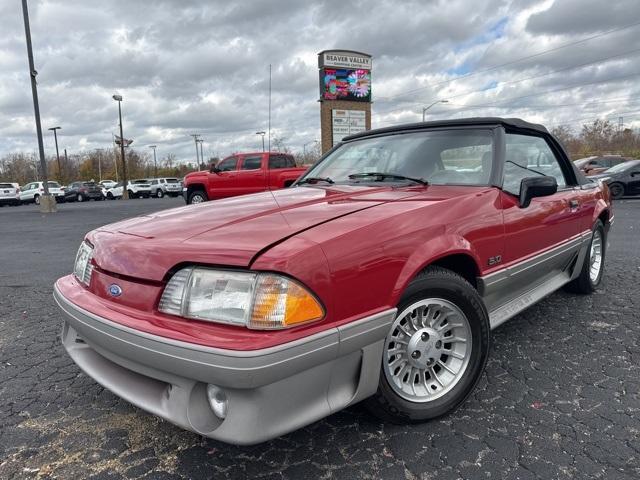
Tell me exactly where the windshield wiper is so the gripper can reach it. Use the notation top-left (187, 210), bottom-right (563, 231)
top-left (348, 172), bottom-right (428, 185)
top-left (296, 176), bottom-right (335, 185)
top-left (505, 161), bottom-right (546, 177)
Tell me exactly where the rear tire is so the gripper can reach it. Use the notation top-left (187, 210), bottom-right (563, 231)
top-left (156, 189), bottom-right (164, 198)
top-left (608, 182), bottom-right (624, 200)
top-left (565, 220), bottom-right (605, 294)
top-left (34, 195), bottom-right (40, 205)
top-left (77, 193), bottom-right (83, 202)
top-left (365, 266), bottom-right (490, 423)
top-left (188, 190), bottom-right (208, 204)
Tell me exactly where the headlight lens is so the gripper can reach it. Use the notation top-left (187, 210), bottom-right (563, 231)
top-left (158, 267), bottom-right (324, 329)
top-left (73, 241), bottom-right (94, 286)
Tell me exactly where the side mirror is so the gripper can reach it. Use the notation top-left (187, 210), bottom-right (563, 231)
top-left (519, 176), bottom-right (557, 208)
top-left (209, 164), bottom-right (220, 174)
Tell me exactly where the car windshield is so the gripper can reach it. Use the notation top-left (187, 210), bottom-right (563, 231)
top-left (133, 180), bottom-right (148, 184)
top-left (300, 129), bottom-right (494, 186)
top-left (166, 178), bottom-right (179, 183)
top-left (604, 160), bottom-right (639, 174)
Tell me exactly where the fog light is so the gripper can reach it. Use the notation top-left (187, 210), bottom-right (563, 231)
top-left (206, 384), bottom-right (228, 419)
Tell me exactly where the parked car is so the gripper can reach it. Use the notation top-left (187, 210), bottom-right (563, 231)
top-left (149, 177), bottom-right (182, 198)
top-left (183, 152), bottom-right (307, 204)
top-left (106, 180), bottom-right (151, 199)
top-left (99, 180), bottom-right (117, 189)
top-left (0, 182), bottom-right (20, 206)
top-left (574, 155), bottom-right (630, 176)
top-left (64, 181), bottom-right (104, 202)
top-left (590, 159), bottom-right (640, 199)
top-left (20, 181), bottom-right (65, 204)
top-left (54, 118), bottom-right (611, 445)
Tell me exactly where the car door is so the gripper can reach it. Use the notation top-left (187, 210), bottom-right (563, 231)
top-left (236, 154), bottom-right (266, 194)
top-left (20, 183), bottom-right (36, 201)
top-left (208, 156), bottom-right (239, 199)
top-left (493, 132), bottom-right (584, 309)
top-left (624, 163), bottom-right (640, 194)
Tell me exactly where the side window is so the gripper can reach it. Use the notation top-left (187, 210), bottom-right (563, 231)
top-left (241, 156), bottom-right (262, 170)
top-left (217, 157), bottom-right (238, 172)
top-left (503, 134), bottom-right (568, 195)
top-left (269, 155), bottom-right (295, 169)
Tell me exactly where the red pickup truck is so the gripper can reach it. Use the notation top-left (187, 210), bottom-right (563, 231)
top-left (183, 152), bottom-right (307, 204)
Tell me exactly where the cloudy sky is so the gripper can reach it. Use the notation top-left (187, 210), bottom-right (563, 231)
top-left (1, 0), bottom-right (639, 164)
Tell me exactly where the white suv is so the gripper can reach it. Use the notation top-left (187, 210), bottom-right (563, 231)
top-left (0, 182), bottom-right (20, 206)
top-left (19, 181), bottom-right (65, 204)
top-left (149, 178), bottom-right (182, 198)
top-left (105, 180), bottom-right (151, 199)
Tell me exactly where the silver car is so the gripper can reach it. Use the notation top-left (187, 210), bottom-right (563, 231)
top-left (149, 178), bottom-right (183, 198)
top-left (19, 181), bottom-right (65, 204)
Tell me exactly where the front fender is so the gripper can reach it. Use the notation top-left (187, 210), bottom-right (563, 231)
top-left (388, 233), bottom-right (482, 306)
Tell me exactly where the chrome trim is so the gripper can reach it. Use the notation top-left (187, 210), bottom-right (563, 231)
top-left (478, 230), bottom-right (592, 329)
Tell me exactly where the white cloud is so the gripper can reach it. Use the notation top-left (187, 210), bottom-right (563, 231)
top-left (1, 0), bottom-right (640, 162)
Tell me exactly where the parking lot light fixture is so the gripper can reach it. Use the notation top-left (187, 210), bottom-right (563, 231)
top-left (48, 126), bottom-right (62, 182)
top-left (422, 100), bottom-right (448, 121)
top-left (256, 131), bottom-right (266, 152)
top-left (113, 94), bottom-right (129, 199)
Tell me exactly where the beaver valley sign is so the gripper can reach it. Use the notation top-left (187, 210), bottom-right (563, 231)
top-left (319, 51), bottom-right (372, 70)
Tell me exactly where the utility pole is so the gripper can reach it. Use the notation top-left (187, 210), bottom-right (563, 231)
top-left (113, 94), bottom-right (129, 199)
top-left (268, 64), bottom-right (272, 153)
top-left (198, 139), bottom-right (204, 166)
top-left (190, 134), bottom-right (201, 166)
top-left (149, 145), bottom-right (157, 177)
top-left (22, 0), bottom-right (55, 212)
top-left (64, 149), bottom-right (68, 181)
top-left (48, 126), bottom-right (62, 182)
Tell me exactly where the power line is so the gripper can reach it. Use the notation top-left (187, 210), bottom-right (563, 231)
top-left (375, 47), bottom-right (640, 117)
top-left (376, 20), bottom-right (640, 103)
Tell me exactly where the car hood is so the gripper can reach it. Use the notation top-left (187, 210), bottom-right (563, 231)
top-left (87, 185), bottom-right (423, 281)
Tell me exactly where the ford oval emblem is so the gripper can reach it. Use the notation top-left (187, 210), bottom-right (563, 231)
top-left (108, 284), bottom-right (123, 297)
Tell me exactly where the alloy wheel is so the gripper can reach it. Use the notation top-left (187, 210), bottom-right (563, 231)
top-left (383, 298), bottom-right (472, 402)
top-left (589, 229), bottom-right (603, 283)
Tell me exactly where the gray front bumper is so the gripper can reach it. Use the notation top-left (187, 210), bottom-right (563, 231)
top-left (54, 285), bottom-right (396, 445)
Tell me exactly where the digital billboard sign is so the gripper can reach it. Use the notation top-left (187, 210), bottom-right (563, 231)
top-left (321, 68), bottom-right (371, 102)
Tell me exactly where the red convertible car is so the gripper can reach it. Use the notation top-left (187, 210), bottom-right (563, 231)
top-left (54, 118), bottom-right (612, 445)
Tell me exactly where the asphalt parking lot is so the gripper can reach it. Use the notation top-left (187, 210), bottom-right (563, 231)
top-left (0, 197), bottom-right (639, 480)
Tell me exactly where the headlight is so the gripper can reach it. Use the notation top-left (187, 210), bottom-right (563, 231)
top-left (158, 267), bottom-right (324, 329)
top-left (73, 241), bottom-right (94, 286)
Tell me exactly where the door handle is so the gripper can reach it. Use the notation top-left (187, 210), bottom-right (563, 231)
top-left (569, 199), bottom-right (579, 209)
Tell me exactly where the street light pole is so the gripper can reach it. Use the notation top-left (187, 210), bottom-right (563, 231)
top-left (48, 126), bottom-right (62, 182)
top-left (22, 0), bottom-right (55, 212)
top-left (422, 99), bottom-right (449, 121)
top-left (256, 131), bottom-right (266, 152)
top-left (303, 139), bottom-right (318, 155)
top-left (190, 134), bottom-right (200, 166)
top-left (113, 94), bottom-right (129, 199)
top-left (149, 145), bottom-right (157, 177)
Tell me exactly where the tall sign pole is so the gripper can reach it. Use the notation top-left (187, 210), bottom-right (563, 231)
top-left (318, 50), bottom-right (372, 154)
top-left (22, 0), bottom-right (56, 212)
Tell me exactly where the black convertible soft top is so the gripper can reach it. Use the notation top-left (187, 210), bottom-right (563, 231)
top-left (344, 117), bottom-right (548, 142)
top-left (342, 117), bottom-right (592, 186)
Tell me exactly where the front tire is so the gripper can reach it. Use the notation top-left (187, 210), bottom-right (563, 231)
top-left (188, 190), bottom-right (208, 204)
top-left (366, 266), bottom-right (490, 423)
top-left (77, 193), bottom-right (84, 202)
top-left (608, 182), bottom-right (624, 200)
top-left (565, 220), bottom-right (605, 294)
top-left (156, 189), bottom-right (164, 198)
